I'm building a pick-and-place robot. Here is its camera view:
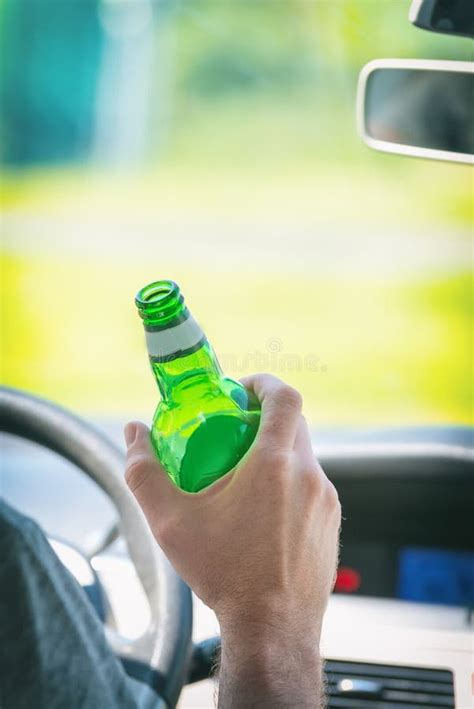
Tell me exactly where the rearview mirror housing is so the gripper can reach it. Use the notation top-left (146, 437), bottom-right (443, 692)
top-left (357, 59), bottom-right (474, 165)
top-left (409, 0), bottom-right (474, 39)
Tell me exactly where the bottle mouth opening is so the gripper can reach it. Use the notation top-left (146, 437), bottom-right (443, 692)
top-left (135, 280), bottom-right (184, 323)
top-left (140, 281), bottom-right (176, 304)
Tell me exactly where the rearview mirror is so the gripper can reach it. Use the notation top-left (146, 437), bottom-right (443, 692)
top-left (357, 59), bottom-right (474, 164)
top-left (409, 0), bottom-right (474, 39)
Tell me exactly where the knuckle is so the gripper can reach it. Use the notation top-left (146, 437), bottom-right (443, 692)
top-left (325, 481), bottom-right (341, 513)
top-left (276, 384), bottom-right (303, 411)
top-left (254, 447), bottom-right (292, 489)
top-left (268, 448), bottom-right (292, 472)
top-left (155, 514), bottom-right (179, 548)
top-left (125, 453), bottom-right (152, 493)
top-left (301, 467), bottom-right (323, 497)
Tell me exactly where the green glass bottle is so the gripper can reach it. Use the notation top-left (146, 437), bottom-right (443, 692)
top-left (135, 280), bottom-right (260, 493)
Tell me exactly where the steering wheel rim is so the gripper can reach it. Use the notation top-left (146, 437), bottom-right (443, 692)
top-left (0, 386), bottom-right (193, 709)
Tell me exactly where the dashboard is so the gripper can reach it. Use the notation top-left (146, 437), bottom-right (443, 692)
top-left (397, 547), bottom-right (473, 607)
top-left (335, 543), bottom-right (474, 608)
top-left (316, 426), bottom-right (474, 610)
top-left (2, 423), bottom-right (473, 707)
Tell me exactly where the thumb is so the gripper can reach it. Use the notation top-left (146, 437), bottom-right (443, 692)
top-left (124, 421), bottom-right (181, 522)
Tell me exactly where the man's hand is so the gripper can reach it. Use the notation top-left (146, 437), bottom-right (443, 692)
top-left (124, 374), bottom-right (341, 708)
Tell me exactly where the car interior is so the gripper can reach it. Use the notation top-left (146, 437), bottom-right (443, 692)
top-left (1, 1), bottom-right (473, 708)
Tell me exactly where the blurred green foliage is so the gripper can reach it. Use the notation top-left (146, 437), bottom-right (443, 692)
top-left (1, 0), bottom-right (472, 425)
top-left (163, 1), bottom-right (472, 165)
top-left (2, 250), bottom-right (471, 425)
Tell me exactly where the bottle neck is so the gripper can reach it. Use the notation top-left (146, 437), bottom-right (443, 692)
top-left (150, 340), bottom-right (222, 401)
top-left (144, 314), bottom-right (222, 401)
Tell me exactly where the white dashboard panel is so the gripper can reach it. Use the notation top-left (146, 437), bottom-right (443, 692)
top-left (96, 553), bottom-right (473, 708)
top-left (322, 596), bottom-right (473, 709)
top-left (179, 593), bottom-right (474, 708)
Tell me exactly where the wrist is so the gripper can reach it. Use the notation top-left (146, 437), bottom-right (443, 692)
top-left (219, 616), bottom-right (322, 680)
top-left (218, 603), bottom-right (322, 651)
top-left (217, 620), bottom-right (323, 708)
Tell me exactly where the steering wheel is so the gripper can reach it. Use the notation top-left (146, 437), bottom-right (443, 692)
top-left (0, 386), bottom-right (193, 709)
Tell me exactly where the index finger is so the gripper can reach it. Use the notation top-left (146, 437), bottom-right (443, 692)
top-left (124, 421), bottom-right (185, 521)
top-left (240, 373), bottom-right (303, 450)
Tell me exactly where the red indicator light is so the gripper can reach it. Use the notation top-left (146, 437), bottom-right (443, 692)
top-left (335, 567), bottom-right (361, 593)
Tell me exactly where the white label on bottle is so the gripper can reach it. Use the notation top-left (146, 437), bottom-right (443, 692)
top-left (145, 315), bottom-right (204, 358)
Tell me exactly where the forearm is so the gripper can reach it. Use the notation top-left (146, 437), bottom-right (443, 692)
top-left (217, 623), bottom-right (325, 709)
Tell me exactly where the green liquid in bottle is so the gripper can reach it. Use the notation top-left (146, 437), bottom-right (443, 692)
top-left (135, 280), bottom-right (260, 493)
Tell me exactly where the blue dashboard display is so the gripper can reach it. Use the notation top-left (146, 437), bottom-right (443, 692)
top-left (398, 548), bottom-right (474, 606)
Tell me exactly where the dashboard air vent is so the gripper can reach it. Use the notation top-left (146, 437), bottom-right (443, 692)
top-left (326, 659), bottom-right (454, 708)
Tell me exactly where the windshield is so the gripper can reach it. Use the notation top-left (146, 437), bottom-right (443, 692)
top-left (1, 1), bottom-right (471, 427)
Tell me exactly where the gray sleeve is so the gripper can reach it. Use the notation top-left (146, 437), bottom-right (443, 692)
top-left (0, 500), bottom-right (144, 709)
